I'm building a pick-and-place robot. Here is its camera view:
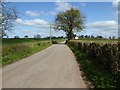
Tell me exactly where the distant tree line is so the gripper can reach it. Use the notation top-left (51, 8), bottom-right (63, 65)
top-left (78, 35), bottom-right (117, 39)
top-left (13, 35), bottom-right (65, 39)
top-left (9, 34), bottom-right (119, 39)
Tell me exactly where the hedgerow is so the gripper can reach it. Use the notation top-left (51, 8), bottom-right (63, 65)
top-left (67, 40), bottom-right (120, 88)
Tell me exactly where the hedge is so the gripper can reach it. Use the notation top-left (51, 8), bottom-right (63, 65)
top-left (67, 40), bottom-right (120, 88)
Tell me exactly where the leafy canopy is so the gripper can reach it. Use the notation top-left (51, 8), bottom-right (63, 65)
top-left (54, 8), bottom-right (85, 35)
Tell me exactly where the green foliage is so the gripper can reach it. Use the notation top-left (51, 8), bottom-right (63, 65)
top-left (54, 8), bottom-right (85, 40)
top-left (67, 40), bottom-right (120, 88)
top-left (52, 40), bottom-right (58, 44)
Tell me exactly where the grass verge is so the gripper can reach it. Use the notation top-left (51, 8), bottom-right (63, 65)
top-left (68, 45), bottom-right (116, 88)
top-left (2, 41), bottom-right (52, 67)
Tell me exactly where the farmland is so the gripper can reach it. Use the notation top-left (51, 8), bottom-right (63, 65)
top-left (71, 38), bottom-right (118, 44)
top-left (1, 38), bottom-right (65, 66)
top-left (2, 38), bottom-right (66, 45)
top-left (67, 39), bottom-right (120, 88)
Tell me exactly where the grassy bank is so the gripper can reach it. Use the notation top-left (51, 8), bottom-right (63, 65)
top-left (2, 38), bottom-right (66, 66)
top-left (67, 40), bottom-right (119, 88)
top-left (2, 38), bottom-right (55, 66)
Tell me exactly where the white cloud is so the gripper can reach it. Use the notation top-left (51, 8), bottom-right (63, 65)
top-left (87, 20), bottom-right (118, 30)
top-left (112, 0), bottom-right (119, 22)
top-left (86, 20), bottom-right (118, 37)
top-left (16, 18), bottom-right (49, 28)
top-left (49, 11), bottom-right (56, 15)
top-left (112, 0), bottom-right (119, 8)
top-left (25, 10), bottom-right (40, 17)
top-left (80, 2), bottom-right (86, 7)
top-left (40, 11), bottom-right (56, 15)
top-left (25, 2), bottom-right (75, 17)
top-left (55, 2), bottom-right (73, 12)
top-left (25, 10), bottom-right (56, 16)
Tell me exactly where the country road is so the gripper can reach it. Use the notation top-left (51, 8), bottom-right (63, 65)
top-left (2, 44), bottom-right (87, 88)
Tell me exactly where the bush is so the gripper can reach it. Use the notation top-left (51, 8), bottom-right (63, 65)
top-left (52, 40), bottom-right (58, 44)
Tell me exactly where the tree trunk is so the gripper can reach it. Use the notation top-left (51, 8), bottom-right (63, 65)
top-left (67, 30), bottom-right (74, 40)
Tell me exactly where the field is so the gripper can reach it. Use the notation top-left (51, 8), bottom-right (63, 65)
top-left (1, 38), bottom-right (65, 66)
top-left (71, 38), bottom-right (118, 44)
top-left (2, 38), bottom-right (66, 45)
top-left (67, 39), bottom-right (120, 88)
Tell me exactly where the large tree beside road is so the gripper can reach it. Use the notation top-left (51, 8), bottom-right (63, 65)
top-left (54, 8), bottom-right (85, 40)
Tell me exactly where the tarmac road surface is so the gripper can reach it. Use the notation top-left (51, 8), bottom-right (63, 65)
top-left (2, 44), bottom-right (87, 88)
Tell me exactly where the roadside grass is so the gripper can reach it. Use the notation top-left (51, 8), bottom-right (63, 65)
top-left (2, 41), bottom-right (52, 66)
top-left (2, 38), bottom-right (66, 67)
top-left (68, 45), bottom-right (116, 88)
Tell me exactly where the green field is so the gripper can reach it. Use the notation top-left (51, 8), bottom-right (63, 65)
top-left (71, 38), bottom-right (118, 44)
top-left (2, 38), bottom-right (66, 45)
top-left (1, 38), bottom-right (66, 66)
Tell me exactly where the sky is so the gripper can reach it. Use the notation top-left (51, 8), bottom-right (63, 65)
top-left (6, 1), bottom-right (119, 38)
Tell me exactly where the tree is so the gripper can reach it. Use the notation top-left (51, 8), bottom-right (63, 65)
top-left (14, 35), bottom-right (20, 39)
top-left (54, 8), bottom-right (85, 40)
top-left (96, 36), bottom-right (103, 39)
top-left (91, 35), bottom-right (94, 38)
top-left (24, 35), bottom-right (28, 38)
top-left (0, 2), bottom-right (17, 38)
top-left (85, 35), bottom-right (88, 38)
top-left (80, 35), bottom-right (84, 38)
top-left (34, 34), bottom-right (41, 39)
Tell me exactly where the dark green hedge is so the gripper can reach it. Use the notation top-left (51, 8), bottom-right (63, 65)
top-left (52, 40), bottom-right (58, 44)
top-left (67, 41), bottom-right (120, 88)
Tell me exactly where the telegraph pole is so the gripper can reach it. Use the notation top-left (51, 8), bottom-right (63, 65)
top-left (50, 24), bottom-right (52, 42)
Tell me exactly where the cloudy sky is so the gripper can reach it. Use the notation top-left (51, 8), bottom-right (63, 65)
top-left (6, 1), bottom-right (118, 38)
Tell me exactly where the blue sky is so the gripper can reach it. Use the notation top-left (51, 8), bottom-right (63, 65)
top-left (7, 1), bottom-right (118, 38)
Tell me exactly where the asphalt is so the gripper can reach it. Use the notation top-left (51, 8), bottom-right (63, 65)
top-left (2, 44), bottom-right (87, 88)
